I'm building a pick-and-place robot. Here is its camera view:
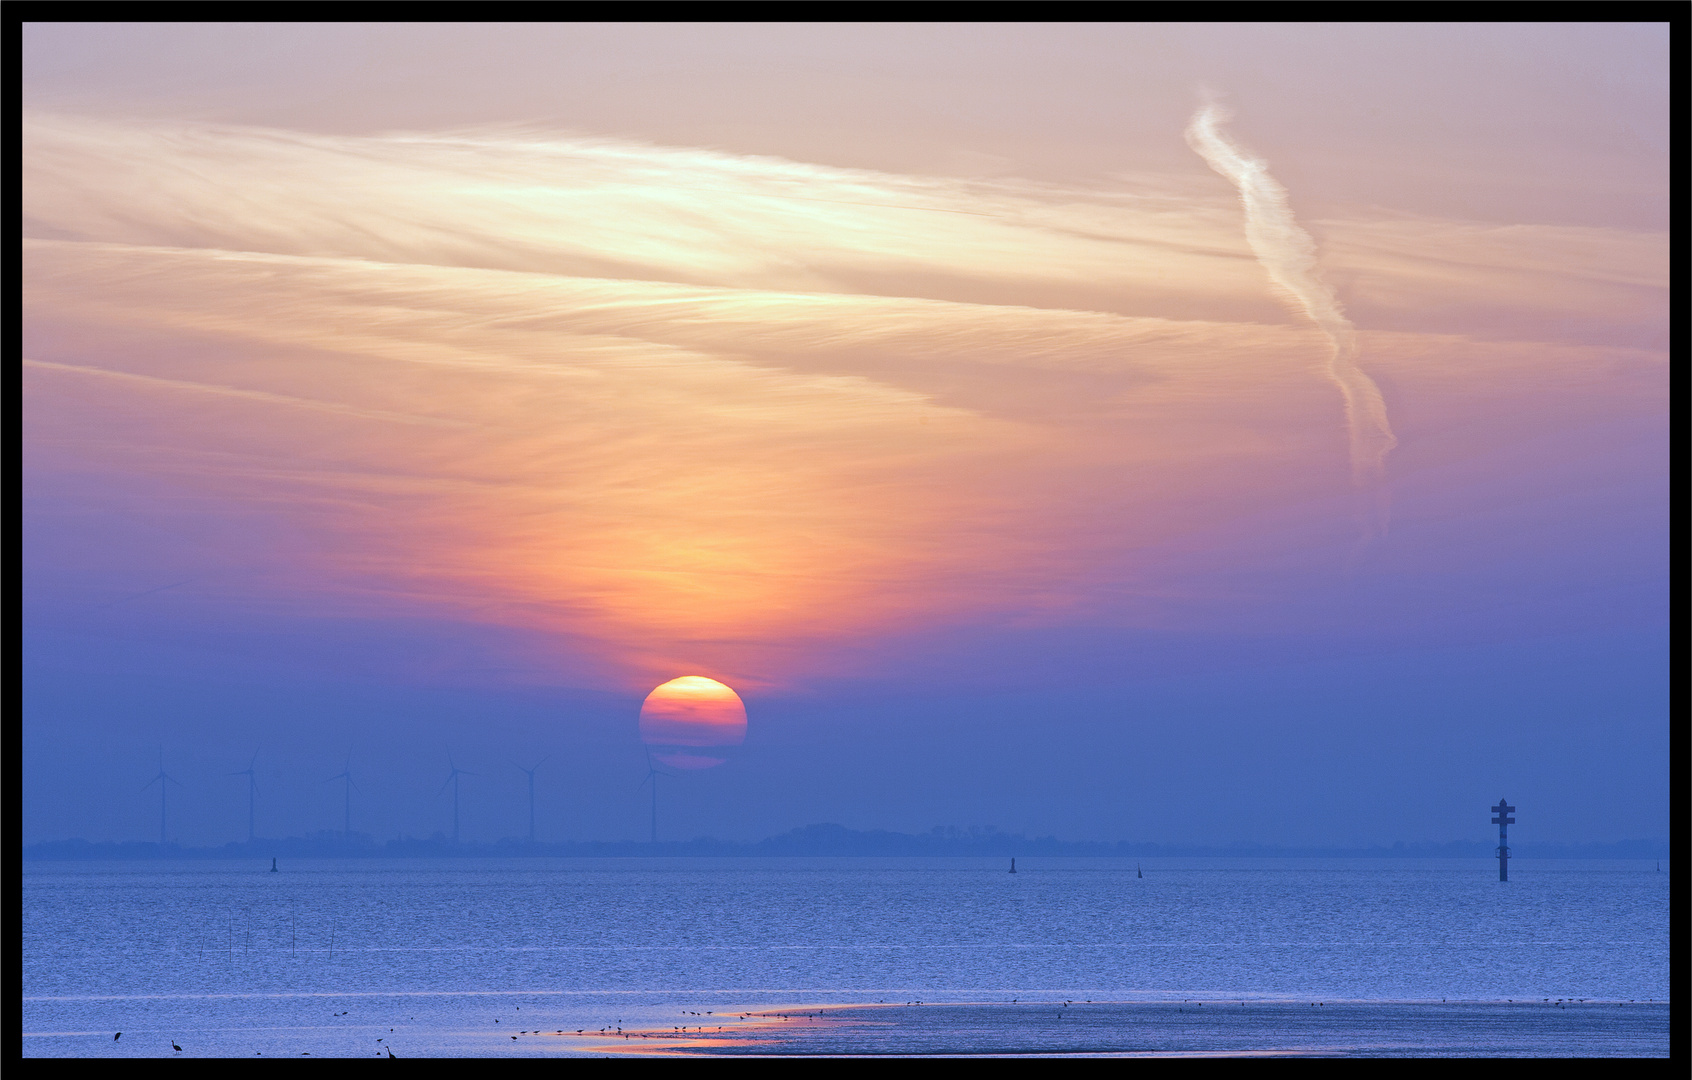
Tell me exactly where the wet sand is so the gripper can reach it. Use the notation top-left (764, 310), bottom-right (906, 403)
top-left (564, 1000), bottom-right (1670, 1057)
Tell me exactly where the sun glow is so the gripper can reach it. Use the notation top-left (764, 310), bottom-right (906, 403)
top-left (19, 110), bottom-right (1667, 693)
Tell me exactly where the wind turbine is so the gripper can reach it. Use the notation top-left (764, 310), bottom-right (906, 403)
top-left (512, 757), bottom-right (549, 845)
top-left (439, 755), bottom-right (476, 844)
top-left (640, 748), bottom-right (668, 844)
top-left (325, 756), bottom-right (357, 837)
top-left (227, 751), bottom-right (260, 842)
top-left (141, 748), bottom-right (183, 845)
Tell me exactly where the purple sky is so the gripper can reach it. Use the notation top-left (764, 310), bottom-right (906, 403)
top-left (22, 22), bottom-right (1667, 846)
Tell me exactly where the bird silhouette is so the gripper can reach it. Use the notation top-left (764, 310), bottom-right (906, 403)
top-left (387, 1048), bottom-right (396, 1058)
top-left (114, 1033), bottom-right (121, 1041)
top-left (173, 1042), bottom-right (183, 1052)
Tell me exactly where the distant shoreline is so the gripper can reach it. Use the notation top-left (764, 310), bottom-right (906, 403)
top-left (19, 825), bottom-right (1670, 861)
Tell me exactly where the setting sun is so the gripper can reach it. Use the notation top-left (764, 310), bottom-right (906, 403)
top-left (639, 677), bottom-right (748, 770)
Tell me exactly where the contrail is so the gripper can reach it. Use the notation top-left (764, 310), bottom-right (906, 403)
top-left (1185, 100), bottom-right (1396, 538)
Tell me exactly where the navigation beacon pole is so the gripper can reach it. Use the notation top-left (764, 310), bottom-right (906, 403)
top-left (1491, 798), bottom-right (1515, 882)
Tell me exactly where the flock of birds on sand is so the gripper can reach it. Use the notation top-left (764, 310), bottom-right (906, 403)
top-left (107, 1004), bottom-right (750, 1056)
top-left (106, 1005), bottom-right (806, 1055)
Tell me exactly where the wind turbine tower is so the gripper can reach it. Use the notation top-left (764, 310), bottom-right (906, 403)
top-left (325, 756), bottom-right (357, 837)
top-left (642, 748), bottom-right (664, 844)
top-left (440, 756), bottom-right (476, 844)
top-left (514, 757), bottom-right (549, 845)
top-left (141, 748), bottom-right (183, 845)
top-left (228, 751), bottom-right (260, 842)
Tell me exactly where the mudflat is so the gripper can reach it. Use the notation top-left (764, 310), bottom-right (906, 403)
top-left (587, 1000), bottom-right (1670, 1058)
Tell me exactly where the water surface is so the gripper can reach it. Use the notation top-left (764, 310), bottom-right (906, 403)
top-left (21, 857), bottom-right (1669, 1056)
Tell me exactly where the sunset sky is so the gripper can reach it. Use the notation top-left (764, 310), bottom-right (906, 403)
top-left (22, 22), bottom-right (1668, 847)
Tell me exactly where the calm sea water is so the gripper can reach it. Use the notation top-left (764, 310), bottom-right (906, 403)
top-left (21, 858), bottom-right (1669, 1057)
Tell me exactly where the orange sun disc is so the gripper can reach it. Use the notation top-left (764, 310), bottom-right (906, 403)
top-left (639, 677), bottom-right (747, 768)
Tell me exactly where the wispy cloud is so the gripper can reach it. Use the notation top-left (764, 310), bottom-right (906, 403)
top-left (1186, 100), bottom-right (1398, 539)
top-left (24, 238), bottom-right (1325, 687)
top-left (23, 357), bottom-right (468, 428)
top-left (21, 111), bottom-right (1667, 688)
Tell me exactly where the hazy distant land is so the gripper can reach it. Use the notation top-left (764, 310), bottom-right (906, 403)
top-left (21, 823), bottom-right (1668, 861)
